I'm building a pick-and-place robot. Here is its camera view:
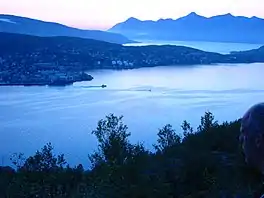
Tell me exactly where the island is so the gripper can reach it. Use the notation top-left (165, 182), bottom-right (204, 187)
top-left (0, 32), bottom-right (264, 86)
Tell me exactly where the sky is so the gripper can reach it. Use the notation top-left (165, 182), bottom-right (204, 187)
top-left (0, 0), bottom-right (263, 30)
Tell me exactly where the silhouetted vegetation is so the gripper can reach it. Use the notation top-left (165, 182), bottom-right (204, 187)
top-left (0, 112), bottom-right (263, 197)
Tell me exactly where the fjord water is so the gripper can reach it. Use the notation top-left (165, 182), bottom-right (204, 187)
top-left (124, 40), bottom-right (263, 54)
top-left (1, 62), bottom-right (264, 167)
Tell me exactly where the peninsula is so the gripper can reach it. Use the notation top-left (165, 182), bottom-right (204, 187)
top-left (0, 32), bottom-right (263, 86)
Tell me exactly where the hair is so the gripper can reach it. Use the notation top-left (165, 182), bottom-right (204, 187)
top-left (242, 103), bottom-right (264, 136)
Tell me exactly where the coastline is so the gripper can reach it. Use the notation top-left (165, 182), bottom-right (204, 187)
top-left (0, 71), bottom-right (93, 87)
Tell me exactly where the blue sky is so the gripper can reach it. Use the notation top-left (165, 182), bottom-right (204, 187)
top-left (0, 0), bottom-right (263, 30)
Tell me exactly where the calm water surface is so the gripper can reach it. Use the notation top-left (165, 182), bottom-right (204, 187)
top-left (1, 63), bottom-right (264, 167)
top-left (124, 40), bottom-right (263, 54)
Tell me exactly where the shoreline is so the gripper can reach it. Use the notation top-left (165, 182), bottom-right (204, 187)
top-left (1, 62), bottom-right (264, 87)
top-left (0, 72), bottom-right (94, 87)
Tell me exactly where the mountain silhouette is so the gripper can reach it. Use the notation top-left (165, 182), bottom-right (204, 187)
top-left (109, 13), bottom-right (264, 44)
top-left (0, 14), bottom-right (133, 44)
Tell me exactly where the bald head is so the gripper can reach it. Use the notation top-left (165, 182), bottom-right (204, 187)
top-left (242, 103), bottom-right (264, 135)
top-left (240, 103), bottom-right (264, 173)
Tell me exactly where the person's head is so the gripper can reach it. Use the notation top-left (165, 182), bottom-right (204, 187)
top-left (240, 103), bottom-right (264, 173)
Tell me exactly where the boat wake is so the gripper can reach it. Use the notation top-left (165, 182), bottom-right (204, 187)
top-left (78, 85), bottom-right (152, 92)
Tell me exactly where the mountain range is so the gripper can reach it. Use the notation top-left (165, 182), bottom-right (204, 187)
top-left (109, 12), bottom-right (264, 44)
top-left (0, 14), bottom-right (133, 44)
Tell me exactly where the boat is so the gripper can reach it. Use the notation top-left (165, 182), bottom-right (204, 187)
top-left (101, 84), bottom-right (107, 88)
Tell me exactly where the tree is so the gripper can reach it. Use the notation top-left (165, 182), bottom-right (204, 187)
top-left (181, 120), bottom-right (194, 139)
top-left (197, 111), bottom-right (218, 133)
top-left (10, 153), bottom-right (25, 170)
top-left (154, 124), bottom-right (181, 153)
top-left (21, 143), bottom-right (66, 172)
top-left (89, 114), bottom-right (132, 168)
top-left (89, 114), bottom-right (152, 198)
top-left (8, 143), bottom-right (69, 197)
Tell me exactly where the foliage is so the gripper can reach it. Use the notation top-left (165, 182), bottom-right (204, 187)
top-left (21, 142), bottom-right (67, 172)
top-left (154, 124), bottom-right (181, 153)
top-left (10, 153), bottom-right (25, 170)
top-left (3, 143), bottom-right (86, 197)
top-left (197, 111), bottom-right (218, 133)
top-left (181, 120), bottom-right (194, 139)
top-left (89, 114), bottom-right (131, 168)
top-left (1, 112), bottom-right (262, 198)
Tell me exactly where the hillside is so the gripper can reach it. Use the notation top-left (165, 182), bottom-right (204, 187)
top-left (0, 32), bottom-right (227, 71)
top-left (109, 12), bottom-right (264, 44)
top-left (0, 14), bottom-right (133, 44)
top-left (0, 32), bottom-right (264, 85)
top-left (230, 46), bottom-right (264, 62)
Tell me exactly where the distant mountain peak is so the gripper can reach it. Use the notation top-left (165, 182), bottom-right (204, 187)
top-left (126, 17), bottom-right (141, 22)
top-left (219, 13), bottom-right (234, 18)
top-left (183, 12), bottom-right (205, 19)
top-left (226, 13), bottom-right (233, 16)
top-left (187, 12), bottom-right (199, 17)
top-left (251, 16), bottom-right (262, 20)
